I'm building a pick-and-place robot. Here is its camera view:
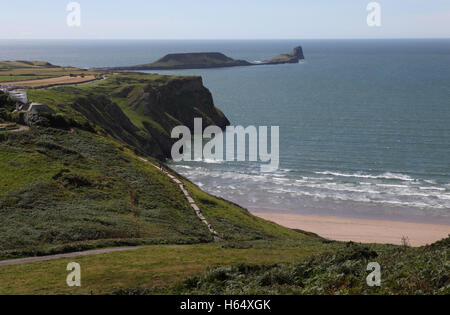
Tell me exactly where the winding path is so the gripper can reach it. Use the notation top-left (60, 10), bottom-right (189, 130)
top-left (138, 157), bottom-right (220, 239)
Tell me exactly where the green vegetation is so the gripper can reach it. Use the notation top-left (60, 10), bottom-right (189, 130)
top-left (1, 71), bottom-right (286, 257)
top-left (0, 61), bottom-right (97, 83)
top-left (0, 241), bottom-right (329, 295)
top-left (26, 72), bottom-right (229, 159)
top-left (0, 91), bottom-right (16, 112)
top-left (0, 66), bottom-right (447, 295)
top-left (1, 238), bottom-right (446, 295)
top-left (0, 127), bottom-right (310, 259)
top-left (169, 238), bottom-right (449, 295)
top-left (127, 52), bottom-right (251, 70)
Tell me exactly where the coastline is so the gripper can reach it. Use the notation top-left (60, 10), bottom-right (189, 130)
top-left (252, 211), bottom-right (450, 247)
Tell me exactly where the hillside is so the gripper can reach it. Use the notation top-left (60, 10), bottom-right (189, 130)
top-left (114, 52), bottom-right (251, 70)
top-left (25, 73), bottom-right (229, 159)
top-left (0, 72), bottom-right (311, 259)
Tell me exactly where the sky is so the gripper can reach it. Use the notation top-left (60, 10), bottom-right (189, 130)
top-left (1, 0), bottom-right (449, 39)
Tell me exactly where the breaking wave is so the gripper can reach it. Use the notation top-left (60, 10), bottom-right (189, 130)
top-left (169, 162), bottom-right (450, 217)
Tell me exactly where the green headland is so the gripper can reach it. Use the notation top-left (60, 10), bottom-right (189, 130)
top-left (0, 62), bottom-right (448, 295)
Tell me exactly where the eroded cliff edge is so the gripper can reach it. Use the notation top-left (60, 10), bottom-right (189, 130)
top-left (5, 73), bottom-right (230, 160)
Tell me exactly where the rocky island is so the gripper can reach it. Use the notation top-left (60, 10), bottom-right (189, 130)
top-left (97, 46), bottom-right (305, 71)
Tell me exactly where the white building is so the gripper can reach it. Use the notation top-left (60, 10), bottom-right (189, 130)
top-left (8, 90), bottom-right (28, 104)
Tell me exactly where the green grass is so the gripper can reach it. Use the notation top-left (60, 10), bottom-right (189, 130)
top-left (143, 53), bottom-right (246, 69)
top-left (169, 238), bottom-right (450, 295)
top-left (2, 238), bottom-right (446, 295)
top-left (1, 72), bottom-right (304, 260)
top-left (0, 61), bottom-right (97, 78)
top-left (25, 72), bottom-right (229, 160)
top-left (0, 126), bottom-right (315, 260)
top-left (0, 148), bottom-right (61, 196)
top-left (0, 241), bottom-right (329, 295)
top-left (186, 180), bottom-right (305, 240)
top-left (2, 69), bottom-right (446, 296)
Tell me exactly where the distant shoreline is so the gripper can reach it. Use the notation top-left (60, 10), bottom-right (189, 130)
top-left (252, 211), bottom-right (450, 247)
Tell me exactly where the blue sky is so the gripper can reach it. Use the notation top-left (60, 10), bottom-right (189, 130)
top-left (1, 0), bottom-right (449, 39)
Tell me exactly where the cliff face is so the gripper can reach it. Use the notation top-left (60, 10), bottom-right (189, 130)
top-left (70, 95), bottom-right (167, 158)
top-left (129, 77), bottom-right (229, 129)
top-left (62, 73), bottom-right (230, 159)
top-left (116, 76), bottom-right (230, 158)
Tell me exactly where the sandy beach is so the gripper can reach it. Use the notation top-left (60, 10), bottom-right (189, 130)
top-left (252, 212), bottom-right (450, 247)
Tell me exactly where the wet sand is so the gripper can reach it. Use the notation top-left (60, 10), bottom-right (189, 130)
top-left (252, 212), bottom-right (450, 247)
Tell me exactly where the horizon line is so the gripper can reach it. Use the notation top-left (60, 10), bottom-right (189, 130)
top-left (1, 37), bottom-right (450, 41)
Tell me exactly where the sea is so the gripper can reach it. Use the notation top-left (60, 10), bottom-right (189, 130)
top-left (1, 39), bottom-right (449, 224)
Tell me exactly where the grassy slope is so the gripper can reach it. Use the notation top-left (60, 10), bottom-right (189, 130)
top-left (143, 53), bottom-right (248, 68)
top-left (0, 126), bottom-right (311, 259)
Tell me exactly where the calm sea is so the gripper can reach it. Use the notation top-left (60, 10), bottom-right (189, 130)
top-left (1, 39), bottom-right (449, 223)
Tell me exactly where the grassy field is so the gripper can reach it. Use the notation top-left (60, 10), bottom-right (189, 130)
top-left (0, 75), bottom-right (54, 82)
top-left (1, 75), bottom-right (97, 88)
top-left (0, 61), bottom-right (99, 84)
top-left (1, 237), bottom-right (447, 295)
top-left (0, 241), bottom-right (331, 295)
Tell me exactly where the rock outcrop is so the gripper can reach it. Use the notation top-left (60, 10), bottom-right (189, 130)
top-left (264, 46), bottom-right (305, 64)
